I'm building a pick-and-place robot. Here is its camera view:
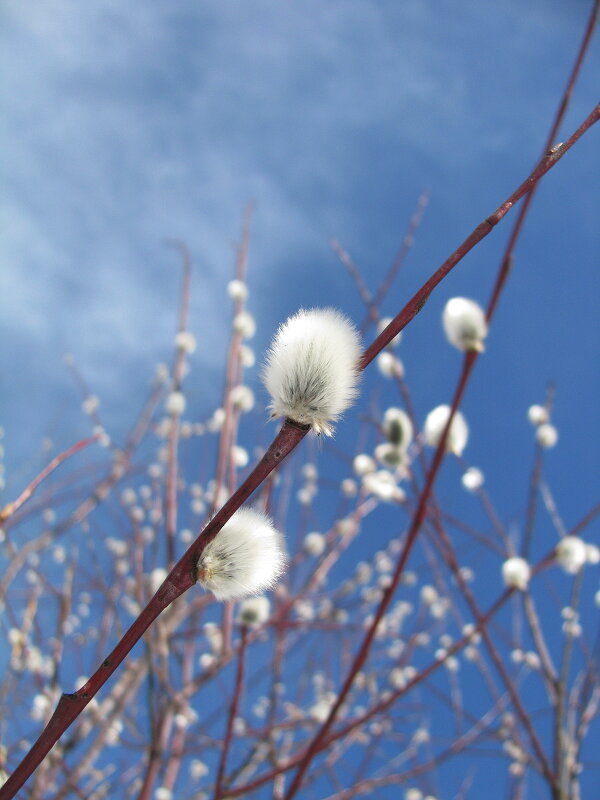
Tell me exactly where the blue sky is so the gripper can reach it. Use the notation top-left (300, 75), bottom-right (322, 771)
top-left (1, 1), bottom-right (599, 796)
top-left (1, 0), bottom-right (598, 491)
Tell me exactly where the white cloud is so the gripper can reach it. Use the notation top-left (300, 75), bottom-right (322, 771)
top-left (0, 0), bottom-right (597, 464)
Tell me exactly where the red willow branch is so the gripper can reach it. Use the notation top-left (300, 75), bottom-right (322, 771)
top-left (214, 627), bottom-right (247, 800)
top-left (1, 103), bottom-right (598, 800)
top-left (0, 434), bottom-right (100, 525)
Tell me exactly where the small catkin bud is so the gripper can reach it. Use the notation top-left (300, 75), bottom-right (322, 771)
top-left (423, 405), bottom-right (469, 456)
top-left (353, 454), bottom-right (376, 476)
top-left (233, 311), bottom-right (256, 339)
top-left (165, 391), bottom-right (186, 416)
top-left (536, 423), bottom-right (558, 449)
top-left (239, 345), bottom-right (255, 367)
top-left (527, 404), bottom-right (549, 426)
top-left (175, 331), bottom-right (197, 354)
top-left (382, 407), bottom-right (413, 450)
top-left (462, 467), bottom-right (484, 491)
top-left (196, 507), bottom-right (286, 600)
top-left (555, 536), bottom-right (587, 574)
top-left (374, 443), bottom-right (405, 468)
top-left (231, 384), bottom-right (255, 412)
top-left (304, 531), bottom-right (326, 557)
top-left (228, 279), bottom-right (249, 302)
top-left (502, 557), bottom-right (530, 591)
top-left (377, 351), bottom-right (404, 378)
top-left (262, 308), bottom-right (362, 436)
top-left (586, 544), bottom-right (600, 565)
top-left (238, 596), bottom-right (270, 627)
top-left (442, 297), bottom-right (488, 352)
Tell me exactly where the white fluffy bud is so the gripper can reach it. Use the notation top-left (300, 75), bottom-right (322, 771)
top-left (233, 311), bottom-right (256, 339)
top-left (353, 454), bottom-right (376, 476)
top-left (555, 536), bottom-right (587, 574)
top-left (262, 308), bottom-right (362, 436)
top-left (382, 407), bottom-right (413, 450)
top-left (231, 385), bottom-right (255, 412)
top-left (196, 507), bottom-right (286, 600)
top-left (165, 391), bottom-right (186, 417)
top-left (377, 352), bottom-right (404, 378)
top-left (231, 445), bottom-right (249, 468)
top-left (175, 331), bottom-right (197, 354)
top-left (442, 297), bottom-right (488, 352)
top-left (363, 470), bottom-right (404, 503)
top-left (228, 280), bottom-right (249, 301)
top-left (527, 404), bottom-right (549, 426)
top-left (536, 423), bottom-right (558, 449)
top-left (423, 405), bottom-right (469, 456)
top-left (239, 345), bottom-right (255, 367)
top-left (502, 557), bottom-right (530, 591)
top-left (304, 531), bottom-right (326, 557)
top-left (374, 443), bottom-right (405, 468)
top-left (238, 596), bottom-right (270, 627)
top-left (462, 467), bottom-right (484, 491)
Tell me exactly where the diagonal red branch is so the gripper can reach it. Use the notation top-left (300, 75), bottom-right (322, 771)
top-left (0, 434), bottom-right (100, 525)
top-left (214, 627), bottom-right (247, 800)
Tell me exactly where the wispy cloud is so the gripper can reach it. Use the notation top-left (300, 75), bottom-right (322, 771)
top-left (1, 0), bottom-right (597, 468)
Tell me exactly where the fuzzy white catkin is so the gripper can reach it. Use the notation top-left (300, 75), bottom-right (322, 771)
top-left (555, 536), bottom-right (587, 574)
top-left (262, 308), bottom-right (362, 436)
top-left (377, 351), bottom-right (404, 378)
top-left (238, 596), bottom-right (270, 627)
top-left (196, 507), bottom-right (286, 600)
top-left (442, 297), bottom-right (488, 352)
top-left (374, 443), bottom-right (405, 468)
top-left (228, 279), bottom-right (249, 302)
top-left (502, 557), bottom-right (531, 591)
top-left (423, 405), bottom-right (469, 456)
top-left (174, 331), bottom-right (197, 354)
top-left (462, 467), bottom-right (484, 491)
top-left (165, 391), bottom-right (186, 416)
top-left (353, 454), bottom-right (376, 476)
top-left (528, 404), bottom-right (549, 426)
top-left (304, 531), bottom-right (326, 557)
top-left (383, 407), bottom-right (413, 450)
top-left (233, 311), bottom-right (256, 339)
top-left (536, 423), bottom-right (558, 449)
top-left (231, 384), bottom-right (255, 412)
top-left (231, 445), bottom-right (249, 468)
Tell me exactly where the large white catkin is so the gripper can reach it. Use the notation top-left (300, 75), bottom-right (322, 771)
top-left (262, 307), bottom-right (362, 436)
top-left (196, 507), bottom-right (286, 600)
